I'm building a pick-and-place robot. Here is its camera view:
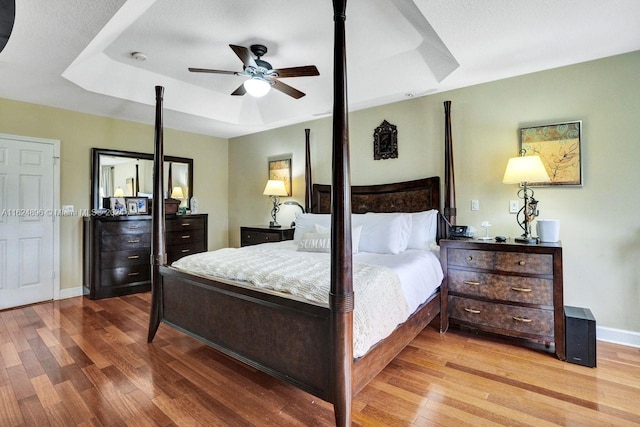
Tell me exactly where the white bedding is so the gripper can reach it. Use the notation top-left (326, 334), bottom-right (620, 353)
top-left (172, 241), bottom-right (443, 357)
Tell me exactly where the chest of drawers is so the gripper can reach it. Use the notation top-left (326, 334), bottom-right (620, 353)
top-left (240, 225), bottom-right (294, 247)
top-left (83, 214), bottom-right (207, 299)
top-left (440, 239), bottom-right (565, 360)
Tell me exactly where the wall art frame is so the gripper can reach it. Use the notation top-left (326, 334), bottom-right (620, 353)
top-left (268, 157), bottom-right (292, 196)
top-left (520, 120), bottom-right (582, 186)
top-left (373, 120), bottom-right (398, 160)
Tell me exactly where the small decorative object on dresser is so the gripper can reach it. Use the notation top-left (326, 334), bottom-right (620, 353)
top-left (440, 239), bottom-right (565, 360)
top-left (240, 225), bottom-right (294, 247)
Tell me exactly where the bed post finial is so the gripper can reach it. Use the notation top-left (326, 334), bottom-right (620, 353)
top-left (331, 0), bottom-right (352, 426)
top-left (148, 85), bottom-right (166, 343)
top-left (305, 128), bottom-right (312, 213)
top-left (444, 100), bottom-right (456, 229)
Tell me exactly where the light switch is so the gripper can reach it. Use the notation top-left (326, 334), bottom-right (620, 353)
top-left (471, 199), bottom-right (479, 211)
top-left (509, 200), bottom-right (520, 214)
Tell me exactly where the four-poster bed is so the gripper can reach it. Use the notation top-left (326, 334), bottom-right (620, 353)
top-left (147, 2), bottom-right (456, 425)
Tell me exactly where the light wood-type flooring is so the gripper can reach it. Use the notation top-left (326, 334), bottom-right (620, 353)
top-left (1, 292), bottom-right (639, 426)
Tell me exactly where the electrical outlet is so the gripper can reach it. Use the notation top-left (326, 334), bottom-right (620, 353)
top-left (471, 199), bottom-right (479, 211)
top-left (509, 200), bottom-right (520, 214)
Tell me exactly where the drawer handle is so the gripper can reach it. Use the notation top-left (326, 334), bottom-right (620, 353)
top-left (128, 225), bottom-right (139, 229)
top-left (128, 239), bottom-right (140, 243)
top-left (181, 235), bottom-right (191, 239)
top-left (511, 287), bottom-right (532, 293)
top-left (464, 308), bottom-right (481, 314)
top-left (518, 260), bottom-right (526, 266)
top-left (127, 272), bottom-right (140, 276)
top-left (181, 249), bottom-right (191, 253)
top-left (513, 316), bottom-right (532, 323)
top-left (464, 280), bottom-right (480, 286)
top-left (467, 256), bottom-right (473, 262)
top-left (181, 222), bottom-right (191, 226)
top-left (127, 255), bottom-right (140, 259)
top-left (265, 236), bottom-right (270, 240)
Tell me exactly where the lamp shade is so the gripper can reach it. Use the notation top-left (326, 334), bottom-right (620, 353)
top-left (244, 78), bottom-right (271, 97)
top-left (502, 155), bottom-right (550, 184)
top-left (113, 187), bottom-right (125, 197)
top-left (263, 180), bottom-right (288, 196)
top-left (171, 186), bottom-right (185, 199)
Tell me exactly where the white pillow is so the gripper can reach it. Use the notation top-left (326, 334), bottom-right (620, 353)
top-left (353, 213), bottom-right (412, 254)
top-left (293, 213), bottom-right (332, 242)
top-left (407, 209), bottom-right (439, 249)
top-left (297, 232), bottom-right (331, 253)
top-left (310, 224), bottom-right (362, 254)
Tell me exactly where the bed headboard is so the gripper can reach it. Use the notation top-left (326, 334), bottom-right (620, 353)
top-left (311, 177), bottom-right (444, 240)
top-left (311, 177), bottom-right (440, 215)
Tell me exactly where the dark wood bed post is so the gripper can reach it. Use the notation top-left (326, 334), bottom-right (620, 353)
top-left (304, 128), bottom-right (312, 213)
top-left (444, 100), bottom-right (456, 226)
top-left (330, 0), bottom-right (353, 426)
top-left (147, 85), bottom-right (166, 343)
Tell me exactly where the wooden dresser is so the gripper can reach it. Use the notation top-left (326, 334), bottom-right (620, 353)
top-left (83, 214), bottom-right (208, 299)
top-left (240, 225), bottom-right (294, 247)
top-left (440, 239), bottom-right (565, 360)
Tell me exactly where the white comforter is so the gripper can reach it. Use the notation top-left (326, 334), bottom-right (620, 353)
top-left (172, 241), bottom-right (442, 357)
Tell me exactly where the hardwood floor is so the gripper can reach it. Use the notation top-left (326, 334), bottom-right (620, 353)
top-left (1, 293), bottom-right (639, 426)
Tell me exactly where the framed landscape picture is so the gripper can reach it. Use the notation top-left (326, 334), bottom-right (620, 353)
top-left (520, 121), bottom-right (582, 186)
top-left (268, 157), bottom-right (292, 196)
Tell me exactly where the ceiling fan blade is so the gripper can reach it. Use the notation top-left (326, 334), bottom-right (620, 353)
top-left (188, 67), bottom-right (238, 75)
top-left (229, 44), bottom-right (257, 68)
top-left (272, 79), bottom-right (305, 99)
top-left (273, 65), bottom-right (320, 78)
top-left (231, 84), bottom-right (246, 96)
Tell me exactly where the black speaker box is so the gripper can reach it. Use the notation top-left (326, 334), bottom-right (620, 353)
top-left (564, 306), bottom-right (596, 367)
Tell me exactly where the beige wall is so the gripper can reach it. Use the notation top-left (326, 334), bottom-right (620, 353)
top-left (0, 98), bottom-right (229, 291)
top-left (229, 51), bottom-right (640, 334)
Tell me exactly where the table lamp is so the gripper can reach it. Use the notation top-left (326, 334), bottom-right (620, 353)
top-left (502, 150), bottom-right (550, 243)
top-left (263, 180), bottom-right (288, 227)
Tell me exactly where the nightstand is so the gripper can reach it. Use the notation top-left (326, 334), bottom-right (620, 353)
top-left (440, 239), bottom-right (565, 360)
top-left (240, 225), bottom-right (295, 247)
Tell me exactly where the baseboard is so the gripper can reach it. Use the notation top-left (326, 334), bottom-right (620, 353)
top-left (58, 286), bottom-right (83, 300)
top-left (597, 326), bottom-right (640, 349)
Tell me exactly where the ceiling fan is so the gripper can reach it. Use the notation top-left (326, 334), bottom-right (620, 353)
top-left (189, 44), bottom-right (319, 99)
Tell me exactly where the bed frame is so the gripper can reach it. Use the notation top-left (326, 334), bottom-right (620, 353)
top-left (147, 2), bottom-right (455, 425)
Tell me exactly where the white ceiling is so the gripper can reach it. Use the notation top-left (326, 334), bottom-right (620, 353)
top-left (1, 0), bottom-right (639, 139)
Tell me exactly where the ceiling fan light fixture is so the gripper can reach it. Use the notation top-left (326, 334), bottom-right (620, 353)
top-left (243, 77), bottom-right (271, 97)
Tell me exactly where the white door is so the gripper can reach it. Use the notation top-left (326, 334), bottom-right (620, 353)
top-left (0, 135), bottom-right (55, 309)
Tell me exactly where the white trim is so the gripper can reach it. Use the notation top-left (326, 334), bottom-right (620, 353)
top-left (597, 326), bottom-right (640, 349)
top-left (58, 286), bottom-right (84, 300)
top-left (0, 133), bottom-right (61, 304)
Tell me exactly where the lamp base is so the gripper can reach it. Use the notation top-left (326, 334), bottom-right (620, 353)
top-left (269, 221), bottom-right (282, 228)
top-left (515, 236), bottom-right (538, 244)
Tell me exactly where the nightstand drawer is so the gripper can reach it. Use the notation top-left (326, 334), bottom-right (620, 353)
top-left (448, 270), bottom-right (553, 306)
top-left (242, 230), bottom-right (280, 245)
top-left (495, 252), bottom-right (553, 275)
top-left (240, 226), bottom-right (294, 247)
top-left (449, 296), bottom-right (554, 337)
top-left (448, 248), bottom-right (495, 270)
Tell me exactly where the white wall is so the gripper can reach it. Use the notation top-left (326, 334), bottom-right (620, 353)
top-left (229, 51), bottom-right (640, 336)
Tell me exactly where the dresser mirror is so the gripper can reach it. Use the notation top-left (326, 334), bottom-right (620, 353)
top-left (91, 148), bottom-right (193, 211)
